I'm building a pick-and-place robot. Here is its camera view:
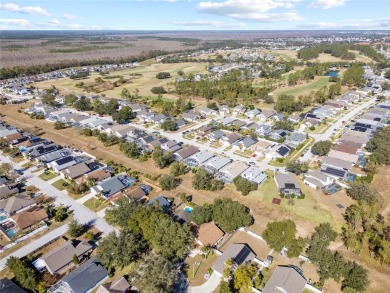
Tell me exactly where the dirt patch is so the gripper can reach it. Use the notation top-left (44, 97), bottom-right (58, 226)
top-left (371, 166), bottom-right (390, 220)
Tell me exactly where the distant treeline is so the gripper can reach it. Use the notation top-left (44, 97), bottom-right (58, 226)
top-left (0, 50), bottom-right (169, 80)
top-left (297, 44), bottom-right (386, 63)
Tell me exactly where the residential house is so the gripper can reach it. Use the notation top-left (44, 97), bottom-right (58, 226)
top-left (0, 185), bottom-right (19, 200)
top-left (173, 146), bottom-right (199, 161)
top-left (219, 105), bottom-right (230, 116)
top-left (75, 169), bottom-right (111, 185)
top-left (274, 173), bottom-right (302, 197)
top-left (201, 156), bottom-right (232, 174)
top-left (0, 194), bottom-right (36, 216)
top-left (196, 221), bottom-right (224, 247)
top-left (285, 132), bottom-right (306, 148)
top-left (288, 115), bottom-right (302, 124)
top-left (137, 110), bottom-right (155, 123)
top-left (240, 167), bottom-right (267, 185)
top-left (0, 278), bottom-right (27, 293)
top-left (124, 186), bottom-right (147, 201)
top-left (304, 169), bottom-right (332, 189)
top-left (235, 136), bottom-right (257, 150)
top-left (61, 162), bottom-right (91, 180)
top-left (249, 140), bottom-right (272, 156)
top-left (196, 126), bottom-right (213, 138)
top-left (150, 114), bottom-right (168, 125)
top-left (220, 132), bottom-right (242, 146)
top-left (48, 258), bottom-right (108, 293)
top-left (273, 113), bottom-right (286, 122)
top-left (173, 209), bottom-right (191, 224)
top-left (182, 112), bottom-right (200, 122)
top-left (49, 156), bottom-right (77, 172)
top-left (184, 151), bottom-right (214, 167)
top-left (259, 109), bottom-right (276, 121)
top-left (218, 117), bottom-right (235, 126)
top-left (248, 123), bottom-right (272, 137)
top-left (212, 244), bottom-right (256, 275)
top-left (217, 161), bottom-right (249, 183)
top-left (321, 156), bottom-right (352, 180)
top-left (91, 174), bottom-right (136, 199)
top-left (245, 108), bottom-right (261, 119)
top-left (11, 206), bottom-right (48, 231)
top-left (207, 130), bottom-right (226, 142)
top-left (199, 107), bottom-right (217, 117)
top-left (328, 149), bottom-right (359, 164)
top-left (38, 149), bottom-right (71, 164)
top-left (27, 143), bottom-right (62, 160)
top-left (305, 119), bottom-right (320, 128)
top-left (148, 195), bottom-right (171, 212)
top-left (233, 105), bottom-right (246, 115)
top-left (174, 118), bottom-right (187, 129)
top-left (269, 129), bottom-right (289, 141)
top-left (263, 266), bottom-right (307, 293)
top-left (161, 140), bottom-right (182, 153)
top-left (232, 120), bottom-right (247, 129)
top-left (266, 144), bottom-right (292, 159)
top-left (96, 277), bottom-right (131, 293)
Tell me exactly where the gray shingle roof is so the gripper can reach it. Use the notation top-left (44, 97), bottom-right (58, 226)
top-left (212, 244), bottom-right (256, 274)
top-left (263, 266), bottom-right (307, 293)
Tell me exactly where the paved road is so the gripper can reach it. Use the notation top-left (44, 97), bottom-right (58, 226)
top-left (0, 153), bottom-right (116, 270)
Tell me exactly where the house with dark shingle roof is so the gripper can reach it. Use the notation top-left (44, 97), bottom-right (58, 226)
top-left (0, 278), bottom-right (27, 293)
top-left (91, 174), bottom-right (136, 199)
top-left (263, 266), bottom-right (307, 293)
top-left (0, 194), bottom-right (36, 216)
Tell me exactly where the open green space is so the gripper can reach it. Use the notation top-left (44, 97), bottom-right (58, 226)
top-left (83, 197), bottom-right (110, 212)
top-left (51, 179), bottom-right (69, 191)
top-left (38, 171), bottom-right (58, 181)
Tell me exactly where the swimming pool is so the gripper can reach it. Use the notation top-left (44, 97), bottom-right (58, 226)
top-left (184, 206), bottom-right (193, 213)
top-left (0, 216), bottom-right (7, 222)
top-left (6, 228), bottom-right (16, 238)
top-left (326, 71), bottom-right (338, 77)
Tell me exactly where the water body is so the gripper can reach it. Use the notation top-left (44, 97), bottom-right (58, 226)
top-left (326, 71), bottom-right (338, 77)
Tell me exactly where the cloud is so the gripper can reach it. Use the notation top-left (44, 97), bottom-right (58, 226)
top-left (0, 18), bottom-right (30, 26)
top-left (0, 3), bottom-right (49, 16)
top-left (172, 20), bottom-right (246, 28)
top-left (62, 14), bottom-right (76, 20)
top-left (196, 0), bottom-right (302, 22)
top-left (296, 18), bottom-right (390, 29)
top-left (36, 19), bottom-right (99, 30)
top-left (309, 0), bottom-right (347, 9)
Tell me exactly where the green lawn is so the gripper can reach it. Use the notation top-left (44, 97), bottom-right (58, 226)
top-left (83, 197), bottom-right (110, 212)
top-left (274, 76), bottom-right (329, 97)
top-left (248, 172), bottom-right (336, 227)
top-left (51, 179), bottom-right (69, 191)
top-left (39, 171), bottom-right (58, 181)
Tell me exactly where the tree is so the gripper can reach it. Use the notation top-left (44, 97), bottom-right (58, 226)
top-left (105, 197), bottom-right (141, 228)
top-left (112, 106), bottom-right (133, 123)
top-left (233, 264), bottom-right (261, 292)
top-left (151, 86), bottom-right (167, 94)
top-left (311, 140), bottom-right (332, 156)
top-left (341, 263), bottom-right (369, 292)
top-left (54, 206), bottom-right (67, 222)
top-left (152, 150), bottom-right (174, 169)
top-left (97, 230), bottom-right (148, 270)
top-left (192, 169), bottom-right (224, 191)
top-left (159, 174), bottom-right (180, 190)
top-left (64, 94), bottom-right (78, 106)
top-left (156, 72), bottom-right (171, 79)
top-left (219, 280), bottom-right (233, 293)
top-left (190, 205), bottom-right (212, 225)
top-left (74, 97), bottom-right (92, 111)
top-left (233, 177), bottom-right (258, 195)
top-left (177, 70), bottom-right (185, 76)
top-left (54, 121), bottom-right (66, 130)
top-left (170, 161), bottom-right (189, 176)
top-left (161, 120), bottom-right (177, 131)
top-left (212, 198), bottom-right (253, 233)
top-left (286, 160), bottom-right (308, 175)
top-left (287, 237), bottom-right (306, 257)
top-left (273, 120), bottom-right (294, 131)
top-left (6, 256), bottom-right (37, 291)
top-left (262, 220), bottom-right (299, 252)
top-left (68, 219), bottom-right (83, 238)
top-left (131, 254), bottom-right (177, 293)
top-left (72, 254), bottom-right (80, 265)
top-left (346, 182), bottom-right (377, 203)
top-left (119, 141), bottom-right (141, 159)
top-left (342, 65), bottom-right (366, 87)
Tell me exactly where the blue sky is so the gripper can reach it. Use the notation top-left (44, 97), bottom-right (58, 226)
top-left (0, 0), bottom-right (389, 30)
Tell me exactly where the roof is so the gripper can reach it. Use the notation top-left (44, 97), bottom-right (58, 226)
top-left (241, 167), bottom-right (267, 185)
top-left (0, 185), bottom-right (19, 199)
top-left (0, 194), bottom-right (35, 214)
top-left (0, 278), bottom-right (27, 293)
top-left (41, 240), bottom-right (92, 274)
top-left (53, 156), bottom-right (75, 166)
top-left (93, 174), bottom-right (133, 198)
top-left (276, 145), bottom-right (291, 157)
top-left (63, 162), bottom-right (91, 179)
top-left (331, 144), bottom-right (358, 155)
top-left (275, 173), bottom-right (299, 189)
top-left (125, 186), bottom-right (146, 200)
top-left (286, 132), bottom-right (306, 143)
top-left (62, 258), bottom-right (108, 293)
top-left (212, 243), bottom-right (256, 274)
top-left (197, 221), bottom-right (224, 246)
top-left (11, 206), bottom-right (48, 230)
top-left (76, 169), bottom-right (111, 184)
top-left (174, 145), bottom-right (199, 160)
top-left (202, 156), bottom-right (231, 171)
top-left (188, 151), bottom-right (214, 165)
top-left (321, 156), bottom-right (352, 170)
top-left (173, 209), bottom-right (191, 224)
top-left (328, 150), bottom-right (359, 163)
top-left (263, 266), bottom-right (307, 293)
top-left (219, 161), bottom-right (249, 180)
top-left (96, 277), bottom-right (131, 293)
top-left (219, 117), bottom-right (235, 126)
top-left (148, 195), bottom-right (171, 211)
top-left (240, 136), bottom-right (257, 148)
top-left (306, 169), bottom-right (329, 183)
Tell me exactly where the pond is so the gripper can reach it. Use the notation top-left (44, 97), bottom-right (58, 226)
top-left (326, 71), bottom-right (338, 77)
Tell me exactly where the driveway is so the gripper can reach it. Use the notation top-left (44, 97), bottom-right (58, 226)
top-left (189, 272), bottom-right (222, 293)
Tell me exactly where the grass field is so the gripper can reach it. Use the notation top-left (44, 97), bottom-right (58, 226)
top-left (33, 62), bottom-right (208, 99)
top-left (51, 178), bottom-right (69, 191)
top-left (38, 171), bottom-right (58, 181)
top-left (185, 252), bottom-right (219, 286)
top-left (266, 49), bottom-right (297, 61)
top-left (271, 76), bottom-right (330, 97)
top-left (83, 197), bottom-right (110, 212)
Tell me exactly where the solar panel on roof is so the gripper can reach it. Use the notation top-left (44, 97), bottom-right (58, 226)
top-left (352, 127), bottom-right (368, 132)
top-left (56, 156), bottom-right (74, 165)
top-left (234, 246), bottom-right (251, 265)
top-left (324, 167), bottom-right (346, 177)
top-left (285, 183), bottom-right (296, 189)
top-left (277, 146), bottom-right (289, 157)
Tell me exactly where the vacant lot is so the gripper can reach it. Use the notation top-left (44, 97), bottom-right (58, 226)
top-left (33, 62), bottom-right (208, 99)
top-left (371, 166), bottom-right (390, 221)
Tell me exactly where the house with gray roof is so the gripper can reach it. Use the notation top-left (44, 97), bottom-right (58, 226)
top-left (269, 129), bottom-right (290, 141)
top-left (91, 174), bottom-right (136, 199)
top-left (241, 167), bottom-right (267, 185)
top-left (184, 151), bottom-right (214, 167)
top-left (48, 258), bottom-right (108, 293)
top-left (182, 112), bottom-right (200, 122)
top-left (0, 185), bottom-right (19, 200)
top-left (49, 156), bottom-right (77, 172)
top-left (207, 129), bottom-right (226, 142)
top-left (304, 169), bottom-right (332, 189)
top-left (0, 194), bottom-right (36, 216)
top-left (245, 108), bottom-right (261, 119)
top-left (248, 123), bottom-right (272, 137)
top-left (220, 132), bottom-right (242, 146)
top-left (0, 278), bottom-right (27, 293)
top-left (201, 156), bottom-right (232, 174)
top-left (217, 161), bottom-right (249, 183)
top-left (259, 109), bottom-right (276, 120)
top-left (233, 105), bottom-right (246, 115)
top-left (96, 277), bottom-right (130, 293)
top-left (321, 156), bottom-right (352, 180)
top-left (37, 149), bottom-right (71, 164)
top-left (285, 132), bottom-right (306, 147)
top-left (61, 162), bottom-right (91, 180)
top-left (160, 140), bottom-right (182, 153)
top-left (235, 136), bottom-right (257, 150)
top-left (148, 195), bottom-right (171, 212)
top-left (37, 240), bottom-right (92, 275)
top-left (150, 114), bottom-right (168, 125)
top-left (212, 244), bottom-right (256, 275)
top-left (218, 117), bottom-right (235, 126)
top-left (173, 145), bottom-right (199, 161)
top-left (199, 107), bottom-right (217, 117)
top-left (274, 173), bottom-right (302, 197)
top-left (263, 266), bottom-right (307, 293)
